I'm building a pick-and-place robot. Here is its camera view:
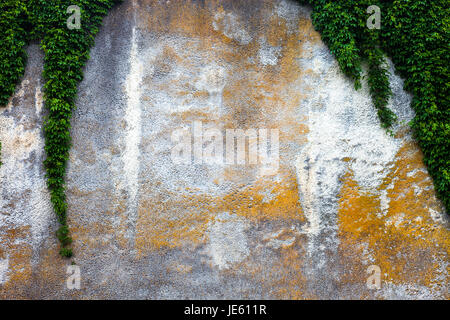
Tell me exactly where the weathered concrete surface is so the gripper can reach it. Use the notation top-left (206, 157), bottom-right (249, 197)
top-left (0, 0), bottom-right (448, 299)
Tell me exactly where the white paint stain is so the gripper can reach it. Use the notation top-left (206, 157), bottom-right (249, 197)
top-left (207, 212), bottom-right (249, 270)
top-left (213, 11), bottom-right (252, 45)
top-left (123, 23), bottom-right (143, 247)
top-left (35, 79), bottom-right (43, 115)
top-left (275, 0), bottom-right (301, 34)
top-left (0, 257), bottom-right (9, 285)
top-left (258, 37), bottom-right (282, 66)
top-left (295, 149), bottom-right (321, 238)
top-left (195, 63), bottom-right (227, 111)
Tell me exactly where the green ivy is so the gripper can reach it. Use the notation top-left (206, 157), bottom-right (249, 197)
top-left (0, 1), bottom-right (29, 106)
top-left (0, 1), bottom-right (29, 169)
top-left (382, 0), bottom-right (449, 212)
top-left (297, 0), bottom-right (397, 129)
top-left (297, 0), bottom-right (449, 213)
top-left (0, 0), bottom-right (121, 257)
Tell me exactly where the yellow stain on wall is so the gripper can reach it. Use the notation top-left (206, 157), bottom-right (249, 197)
top-left (338, 132), bottom-right (449, 296)
top-left (0, 225), bottom-right (33, 299)
top-left (135, 168), bottom-right (305, 255)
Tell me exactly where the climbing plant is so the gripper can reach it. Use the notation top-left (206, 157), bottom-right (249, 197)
top-left (0, 0), bottom-right (122, 257)
top-left (297, 0), bottom-right (449, 213)
top-left (0, 1), bottom-right (29, 168)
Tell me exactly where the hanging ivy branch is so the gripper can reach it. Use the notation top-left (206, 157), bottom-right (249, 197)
top-left (0, 0), bottom-right (122, 257)
top-left (38, 0), bottom-right (122, 257)
top-left (297, 0), bottom-right (449, 213)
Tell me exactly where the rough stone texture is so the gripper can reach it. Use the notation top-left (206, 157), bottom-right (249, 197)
top-left (0, 0), bottom-right (448, 299)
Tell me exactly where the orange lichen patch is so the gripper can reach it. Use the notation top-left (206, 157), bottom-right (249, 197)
top-left (0, 225), bottom-right (33, 298)
top-left (337, 171), bottom-right (385, 292)
top-left (220, 173), bottom-right (304, 222)
top-left (135, 192), bottom-right (212, 255)
top-left (136, 0), bottom-right (313, 160)
top-left (139, 0), bottom-right (217, 37)
top-left (135, 180), bottom-right (216, 253)
top-left (70, 220), bottom-right (119, 248)
top-left (338, 134), bottom-right (449, 295)
top-left (139, 0), bottom-right (310, 117)
top-left (298, 14), bottom-right (322, 44)
top-left (135, 166), bottom-right (305, 257)
top-left (272, 246), bottom-right (309, 299)
top-left (182, 168), bottom-right (305, 223)
top-left (218, 26), bottom-right (303, 102)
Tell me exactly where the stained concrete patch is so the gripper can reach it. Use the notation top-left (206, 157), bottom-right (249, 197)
top-left (206, 212), bottom-right (250, 270)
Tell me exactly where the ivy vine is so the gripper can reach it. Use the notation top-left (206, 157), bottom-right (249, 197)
top-left (298, 0), bottom-right (449, 213)
top-left (0, 0), bottom-right (121, 257)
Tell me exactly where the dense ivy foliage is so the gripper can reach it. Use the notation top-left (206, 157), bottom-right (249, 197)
top-left (0, 1), bottom-right (29, 106)
top-left (0, 0), bottom-right (121, 257)
top-left (382, 0), bottom-right (449, 212)
top-left (298, 0), bottom-right (449, 213)
top-left (0, 1), bottom-right (29, 167)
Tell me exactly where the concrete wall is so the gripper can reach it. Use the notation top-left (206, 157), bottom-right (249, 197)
top-left (0, 0), bottom-right (448, 299)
